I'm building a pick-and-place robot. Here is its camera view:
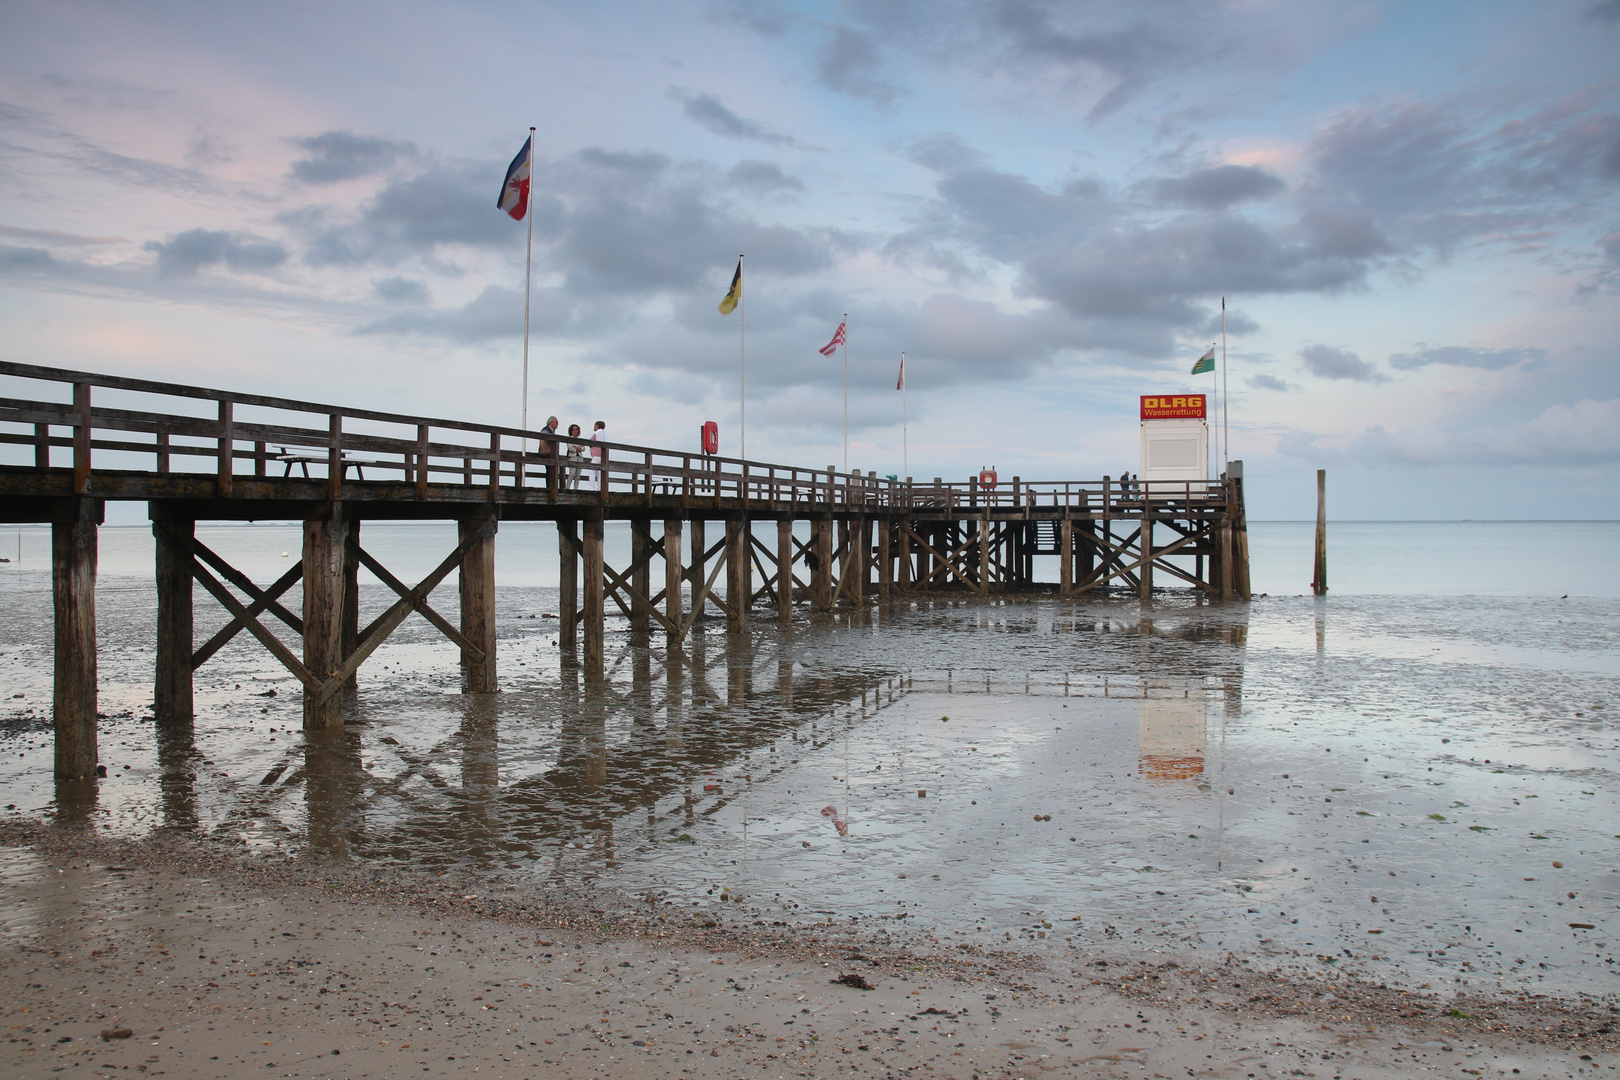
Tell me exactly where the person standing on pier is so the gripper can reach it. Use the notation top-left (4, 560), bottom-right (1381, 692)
top-left (539, 415), bottom-right (559, 488)
top-left (583, 419), bottom-right (607, 492)
top-left (565, 423), bottom-right (586, 489)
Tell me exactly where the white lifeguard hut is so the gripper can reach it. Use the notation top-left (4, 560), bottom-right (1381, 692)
top-left (1139, 393), bottom-right (1209, 498)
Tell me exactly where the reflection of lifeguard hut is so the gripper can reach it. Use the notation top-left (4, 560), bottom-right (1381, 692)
top-left (1138, 687), bottom-right (1207, 781)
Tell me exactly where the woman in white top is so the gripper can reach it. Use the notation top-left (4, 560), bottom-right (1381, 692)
top-left (583, 420), bottom-right (606, 491)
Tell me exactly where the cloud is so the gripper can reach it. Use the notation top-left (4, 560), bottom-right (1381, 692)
top-left (1249, 373), bottom-right (1294, 391)
top-left (300, 161), bottom-right (517, 265)
top-left (1322, 398), bottom-right (1620, 467)
top-left (1589, 0), bottom-right (1620, 21)
top-left (373, 276), bottom-right (429, 305)
top-left (1152, 164), bottom-right (1285, 209)
top-left (1298, 343), bottom-right (1387, 382)
top-left (709, 0), bottom-right (797, 37)
top-left (671, 90), bottom-right (799, 147)
top-left (357, 284), bottom-right (577, 342)
top-left (1387, 344), bottom-right (1548, 371)
top-left (144, 228), bottom-right (288, 276)
top-left (728, 160), bottom-right (802, 193)
top-left (0, 224), bottom-right (123, 247)
top-left (816, 25), bottom-right (905, 109)
top-left (290, 131), bottom-right (416, 183)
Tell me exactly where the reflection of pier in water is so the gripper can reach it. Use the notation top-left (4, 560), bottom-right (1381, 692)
top-left (146, 628), bottom-right (911, 866)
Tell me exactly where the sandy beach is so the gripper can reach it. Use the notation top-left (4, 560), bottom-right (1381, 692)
top-left (3, 824), bottom-right (1612, 1080)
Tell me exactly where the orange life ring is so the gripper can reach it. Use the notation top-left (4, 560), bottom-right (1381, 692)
top-left (978, 467), bottom-right (997, 491)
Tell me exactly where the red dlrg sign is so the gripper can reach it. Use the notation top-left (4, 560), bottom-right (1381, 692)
top-left (1140, 394), bottom-right (1207, 420)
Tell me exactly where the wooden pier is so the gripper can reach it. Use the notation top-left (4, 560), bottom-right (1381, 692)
top-left (0, 360), bottom-right (1249, 781)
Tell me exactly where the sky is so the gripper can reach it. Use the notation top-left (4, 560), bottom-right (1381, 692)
top-left (1, 0), bottom-right (1617, 520)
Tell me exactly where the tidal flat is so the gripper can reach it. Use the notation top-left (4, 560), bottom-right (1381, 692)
top-left (2, 539), bottom-right (1617, 1076)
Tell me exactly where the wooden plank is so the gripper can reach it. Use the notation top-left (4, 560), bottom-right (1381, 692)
top-left (352, 544), bottom-right (483, 658)
top-left (71, 382), bottom-right (91, 495)
top-left (217, 398), bottom-right (234, 497)
top-left (188, 556), bottom-right (314, 688)
top-left (190, 559), bottom-right (303, 669)
top-left (725, 517), bottom-right (748, 631)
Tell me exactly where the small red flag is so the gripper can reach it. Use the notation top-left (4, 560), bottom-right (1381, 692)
top-left (818, 320), bottom-right (846, 357)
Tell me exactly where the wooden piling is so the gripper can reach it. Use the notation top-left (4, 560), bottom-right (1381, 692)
top-left (631, 517), bottom-right (652, 633)
top-left (897, 517), bottom-right (911, 589)
top-left (1059, 517), bottom-right (1073, 596)
top-left (1312, 468), bottom-right (1328, 596)
top-left (341, 519), bottom-right (360, 692)
top-left (582, 516), bottom-right (605, 676)
top-left (725, 517), bottom-right (748, 632)
top-left (664, 518), bottom-right (683, 636)
top-left (459, 514), bottom-right (497, 692)
top-left (53, 499), bottom-right (100, 779)
top-left (302, 504), bottom-right (348, 729)
top-left (558, 519), bottom-right (578, 650)
top-left (812, 516), bottom-right (832, 610)
top-left (877, 517), bottom-right (892, 601)
top-left (977, 513), bottom-right (990, 595)
top-left (153, 517), bottom-right (193, 727)
top-left (1139, 514), bottom-right (1154, 601)
top-left (689, 518), bottom-right (706, 607)
top-left (776, 518), bottom-right (793, 620)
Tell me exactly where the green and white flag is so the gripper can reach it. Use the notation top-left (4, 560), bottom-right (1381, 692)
top-left (1191, 346), bottom-right (1215, 375)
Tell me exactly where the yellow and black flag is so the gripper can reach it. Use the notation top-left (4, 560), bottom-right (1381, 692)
top-left (718, 258), bottom-right (742, 315)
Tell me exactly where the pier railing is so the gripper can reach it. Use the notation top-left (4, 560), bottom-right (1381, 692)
top-left (0, 360), bottom-right (1226, 512)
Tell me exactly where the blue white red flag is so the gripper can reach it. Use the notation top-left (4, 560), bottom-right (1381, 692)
top-left (896, 353), bottom-right (905, 390)
top-left (497, 136), bottom-right (532, 221)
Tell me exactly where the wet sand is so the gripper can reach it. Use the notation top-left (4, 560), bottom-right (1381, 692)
top-left (3, 826), bottom-right (1613, 1080)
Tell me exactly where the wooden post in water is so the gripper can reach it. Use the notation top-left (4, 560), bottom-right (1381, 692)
top-left (53, 498), bottom-right (100, 779)
top-left (582, 516), bottom-right (605, 676)
top-left (725, 517), bottom-right (748, 632)
top-left (630, 518), bottom-right (652, 634)
top-left (302, 503), bottom-right (347, 729)
top-left (558, 519), bottom-right (578, 650)
top-left (977, 513), bottom-right (990, 595)
top-left (1139, 514), bottom-right (1154, 602)
top-left (459, 515), bottom-right (497, 692)
top-left (341, 519), bottom-right (360, 692)
top-left (897, 515), bottom-right (911, 590)
top-left (664, 519), bottom-right (684, 636)
top-left (877, 517), bottom-right (892, 601)
top-left (153, 517), bottom-right (194, 727)
top-left (689, 519), bottom-right (707, 610)
top-left (812, 516), bottom-right (832, 610)
top-left (1059, 516), bottom-right (1073, 596)
top-left (1312, 469), bottom-right (1328, 596)
top-left (776, 518), bottom-right (793, 620)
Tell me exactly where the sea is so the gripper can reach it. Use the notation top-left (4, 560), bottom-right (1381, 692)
top-left (1, 519), bottom-right (1616, 1000)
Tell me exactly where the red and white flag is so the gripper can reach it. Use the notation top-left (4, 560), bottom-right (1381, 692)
top-left (497, 135), bottom-right (532, 220)
top-left (818, 320), bottom-right (847, 357)
top-left (896, 353), bottom-right (905, 390)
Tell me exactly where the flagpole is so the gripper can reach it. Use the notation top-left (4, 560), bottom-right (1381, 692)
top-left (739, 254), bottom-right (746, 460)
top-left (842, 312), bottom-right (849, 472)
top-left (900, 352), bottom-right (908, 481)
top-left (521, 126), bottom-right (535, 434)
top-left (1221, 296), bottom-right (1229, 468)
